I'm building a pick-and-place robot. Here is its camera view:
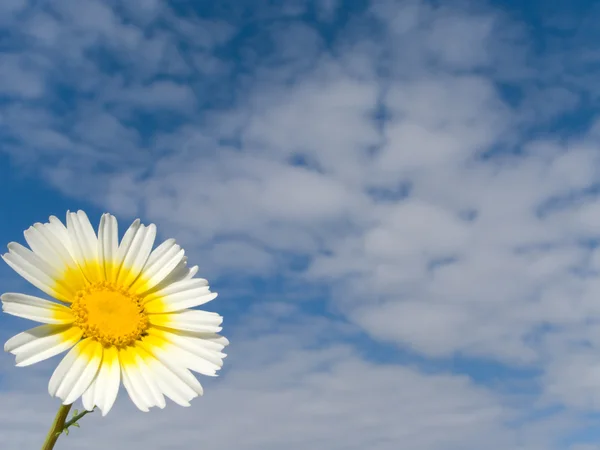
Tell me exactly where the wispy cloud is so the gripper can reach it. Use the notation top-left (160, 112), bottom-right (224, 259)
top-left (0, 308), bottom-right (572, 450)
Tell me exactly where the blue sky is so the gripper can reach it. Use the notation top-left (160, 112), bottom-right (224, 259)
top-left (2, 0), bottom-right (600, 449)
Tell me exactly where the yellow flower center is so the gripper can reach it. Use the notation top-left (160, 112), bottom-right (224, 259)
top-left (71, 281), bottom-right (149, 348)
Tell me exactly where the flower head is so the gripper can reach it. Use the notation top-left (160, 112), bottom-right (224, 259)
top-left (1, 211), bottom-right (228, 415)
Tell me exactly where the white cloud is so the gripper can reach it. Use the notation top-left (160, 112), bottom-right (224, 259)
top-left (0, 313), bottom-right (570, 450)
top-left (570, 445), bottom-right (600, 450)
top-left (2, 0), bottom-right (600, 448)
top-left (0, 0), bottom-right (26, 21)
top-left (316, 0), bottom-right (339, 21)
top-left (115, 80), bottom-right (197, 111)
top-left (0, 54), bottom-right (46, 98)
top-left (14, 0), bottom-right (600, 368)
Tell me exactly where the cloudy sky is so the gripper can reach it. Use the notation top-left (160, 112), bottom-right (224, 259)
top-left (2, 0), bottom-right (600, 448)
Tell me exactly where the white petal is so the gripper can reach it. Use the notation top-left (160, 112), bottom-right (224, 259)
top-left (134, 343), bottom-right (195, 407)
top-left (120, 364), bottom-right (149, 412)
top-left (66, 211), bottom-right (101, 282)
top-left (152, 328), bottom-right (229, 352)
top-left (5, 324), bottom-right (82, 367)
top-left (119, 347), bottom-right (164, 411)
top-left (184, 265), bottom-right (199, 280)
top-left (148, 310), bottom-right (222, 333)
top-left (130, 240), bottom-right (185, 294)
top-left (116, 223), bottom-right (156, 287)
top-left (98, 346), bottom-right (121, 415)
top-left (28, 222), bottom-right (89, 292)
top-left (48, 338), bottom-right (85, 396)
top-left (142, 239), bottom-right (177, 271)
top-left (82, 346), bottom-right (120, 415)
top-left (49, 338), bottom-right (103, 405)
top-left (146, 329), bottom-right (223, 376)
top-left (81, 375), bottom-right (97, 412)
top-left (110, 219), bottom-right (140, 283)
top-left (143, 279), bottom-right (216, 313)
top-left (47, 216), bottom-right (72, 247)
top-left (144, 277), bottom-right (209, 298)
top-left (142, 259), bottom-right (196, 296)
top-left (1, 293), bottom-right (74, 324)
top-left (130, 347), bottom-right (166, 409)
top-left (66, 211), bottom-right (98, 262)
top-left (2, 243), bottom-right (73, 302)
top-left (98, 214), bottom-right (119, 282)
top-left (207, 335), bottom-right (230, 349)
top-left (139, 337), bottom-right (204, 396)
top-left (63, 348), bottom-right (103, 405)
top-left (24, 224), bottom-right (76, 274)
top-left (156, 328), bottom-right (229, 355)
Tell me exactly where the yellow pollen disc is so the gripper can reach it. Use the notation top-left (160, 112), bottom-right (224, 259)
top-left (71, 281), bottom-right (149, 348)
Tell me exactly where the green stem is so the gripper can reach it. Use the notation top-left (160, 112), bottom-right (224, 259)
top-left (41, 404), bottom-right (72, 450)
top-left (63, 408), bottom-right (94, 429)
top-left (40, 404), bottom-right (95, 449)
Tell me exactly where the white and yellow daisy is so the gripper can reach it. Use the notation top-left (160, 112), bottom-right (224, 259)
top-left (1, 211), bottom-right (228, 415)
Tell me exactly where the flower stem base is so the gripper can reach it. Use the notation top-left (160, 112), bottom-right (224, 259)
top-left (41, 404), bottom-right (72, 450)
top-left (41, 403), bottom-right (95, 449)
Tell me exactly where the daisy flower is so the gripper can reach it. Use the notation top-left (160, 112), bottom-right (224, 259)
top-left (1, 211), bottom-right (228, 416)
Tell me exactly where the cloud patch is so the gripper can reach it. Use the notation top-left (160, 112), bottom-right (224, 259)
top-left (1, 0), bottom-right (600, 449)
